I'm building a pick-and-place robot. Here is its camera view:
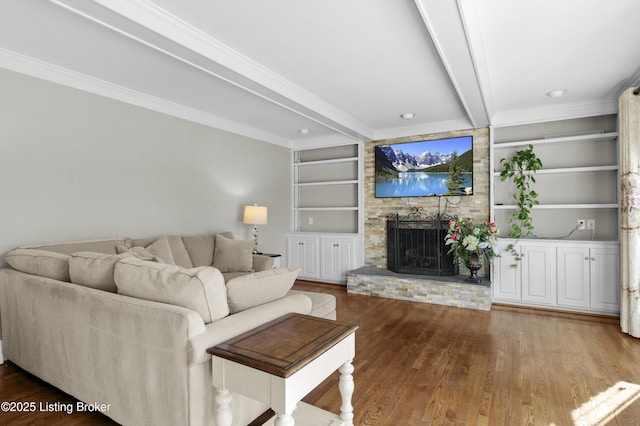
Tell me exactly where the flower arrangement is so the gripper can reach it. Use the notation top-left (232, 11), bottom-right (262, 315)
top-left (444, 218), bottom-right (500, 265)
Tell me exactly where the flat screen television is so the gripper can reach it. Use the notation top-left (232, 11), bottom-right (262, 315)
top-left (375, 135), bottom-right (473, 198)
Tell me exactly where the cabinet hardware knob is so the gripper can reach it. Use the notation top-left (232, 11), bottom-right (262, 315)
top-left (591, 257), bottom-right (596, 261)
top-left (585, 257), bottom-right (589, 260)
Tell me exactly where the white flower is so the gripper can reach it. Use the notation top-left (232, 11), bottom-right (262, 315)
top-left (462, 235), bottom-right (479, 251)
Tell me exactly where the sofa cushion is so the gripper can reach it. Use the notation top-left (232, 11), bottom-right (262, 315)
top-left (5, 248), bottom-right (71, 281)
top-left (225, 267), bottom-right (300, 314)
top-left (213, 234), bottom-right (254, 273)
top-left (18, 237), bottom-right (127, 255)
top-left (182, 234), bottom-right (215, 267)
top-left (221, 271), bottom-right (251, 282)
top-left (69, 251), bottom-right (136, 292)
top-left (114, 257), bottom-right (229, 323)
top-left (288, 289), bottom-right (337, 319)
top-left (116, 237), bottom-right (175, 264)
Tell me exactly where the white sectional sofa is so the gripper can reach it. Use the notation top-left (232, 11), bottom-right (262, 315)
top-left (0, 232), bottom-right (336, 426)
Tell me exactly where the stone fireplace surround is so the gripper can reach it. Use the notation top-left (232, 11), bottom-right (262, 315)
top-left (349, 127), bottom-right (492, 310)
top-left (346, 268), bottom-right (491, 311)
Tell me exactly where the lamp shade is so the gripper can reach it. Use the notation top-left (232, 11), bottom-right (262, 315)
top-left (243, 205), bottom-right (268, 225)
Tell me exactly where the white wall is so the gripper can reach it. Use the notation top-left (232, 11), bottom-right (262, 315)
top-left (0, 68), bottom-right (292, 264)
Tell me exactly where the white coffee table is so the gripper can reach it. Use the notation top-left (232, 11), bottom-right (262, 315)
top-left (207, 313), bottom-right (358, 426)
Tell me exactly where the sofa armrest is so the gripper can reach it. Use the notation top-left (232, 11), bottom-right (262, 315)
top-left (0, 268), bottom-right (206, 426)
top-left (252, 254), bottom-right (274, 271)
top-left (188, 293), bottom-right (312, 365)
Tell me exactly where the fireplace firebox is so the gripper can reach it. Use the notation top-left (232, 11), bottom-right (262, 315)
top-left (387, 214), bottom-right (458, 276)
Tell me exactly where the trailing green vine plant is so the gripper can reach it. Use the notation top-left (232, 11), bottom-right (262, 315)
top-left (499, 144), bottom-right (543, 265)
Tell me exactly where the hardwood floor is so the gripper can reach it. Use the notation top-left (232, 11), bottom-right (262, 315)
top-left (296, 281), bottom-right (640, 426)
top-left (1, 280), bottom-right (640, 425)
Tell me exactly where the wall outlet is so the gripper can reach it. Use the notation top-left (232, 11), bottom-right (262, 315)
top-left (577, 219), bottom-right (586, 230)
top-left (308, 217), bottom-right (314, 225)
top-left (587, 219), bottom-right (596, 230)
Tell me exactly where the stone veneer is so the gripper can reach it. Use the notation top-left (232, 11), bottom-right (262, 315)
top-left (364, 127), bottom-right (491, 276)
top-left (347, 267), bottom-right (491, 311)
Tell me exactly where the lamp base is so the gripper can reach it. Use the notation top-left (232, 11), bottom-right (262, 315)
top-left (252, 225), bottom-right (259, 254)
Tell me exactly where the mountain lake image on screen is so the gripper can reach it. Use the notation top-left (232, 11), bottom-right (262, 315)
top-left (375, 135), bottom-right (473, 198)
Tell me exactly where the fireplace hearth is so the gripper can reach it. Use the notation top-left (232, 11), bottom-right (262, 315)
top-left (387, 213), bottom-right (458, 276)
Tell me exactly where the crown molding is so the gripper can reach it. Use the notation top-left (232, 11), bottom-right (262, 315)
top-left (490, 99), bottom-right (619, 127)
top-left (615, 66), bottom-right (640, 99)
top-left (0, 48), bottom-right (293, 147)
top-left (289, 134), bottom-right (361, 151)
top-left (372, 118), bottom-right (473, 141)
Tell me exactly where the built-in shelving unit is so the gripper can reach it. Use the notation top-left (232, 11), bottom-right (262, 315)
top-left (490, 116), bottom-right (619, 241)
top-left (489, 115), bottom-right (620, 315)
top-left (292, 144), bottom-right (362, 234)
top-left (288, 143), bottom-right (364, 284)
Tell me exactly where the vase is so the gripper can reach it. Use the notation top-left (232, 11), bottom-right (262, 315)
top-left (466, 252), bottom-right (482, 283)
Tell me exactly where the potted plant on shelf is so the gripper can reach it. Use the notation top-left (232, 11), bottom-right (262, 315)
top-left (445, 218), bottom-right (500, 283)
top-left (499, 144), bottom-right (543, 264)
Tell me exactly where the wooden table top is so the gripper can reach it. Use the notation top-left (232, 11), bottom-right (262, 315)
top-left (207, 313), bottom-right (358, 378)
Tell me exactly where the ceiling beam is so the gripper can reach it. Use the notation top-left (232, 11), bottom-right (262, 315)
top-left (51, 0), bottom-right (372, 142)
top-left (413, 0), bottom-right (489, 129)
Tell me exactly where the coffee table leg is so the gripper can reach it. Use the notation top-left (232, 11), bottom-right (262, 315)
top-left (274, 410), bottom-right (295, 426)
top-left (214, 388), bottom-right (232, 426)
top-left (339, 360), bottom-right (355, 426)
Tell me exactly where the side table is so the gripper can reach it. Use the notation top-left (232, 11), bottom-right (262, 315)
top-left (207, 313), bottom-right (358, 426)
top-left (259, 252), bottom-right (282, 268)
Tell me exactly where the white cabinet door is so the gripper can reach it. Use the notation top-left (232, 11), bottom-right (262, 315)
top-left (557, 247), bottom-right (591, 308)
top-left (287, 236), bottom-right (318, 279)
top-left (492, 242), bottom-right (521, 301)
top-left (520, 245), bottom-right (556, 305)
top-left (492, 240), bottom-right (619, 314)
top-left (589, 247), bottom-right (620, 312)
top-left (320, 238), bottom-right (354, 283)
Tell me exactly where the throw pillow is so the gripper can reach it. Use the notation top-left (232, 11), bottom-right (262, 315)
top-left (183, 231), bottom-right (233, 267)
top-left (69, 251), bottom-right (136, 292)
top-left (182, 234), bottom-right (215, 267)
top-left (213, 234), bottom-right (254, 273)
top-left (116, 236), bottom-right (175, 264)
top-left (114, 257), bottom-right (229, 323)
top-left (5, 248), bottom-right (71, 281)
top-left (225, 267), bottom-right (300, 313)
top-left (165, 236), bottom-right (193, 269)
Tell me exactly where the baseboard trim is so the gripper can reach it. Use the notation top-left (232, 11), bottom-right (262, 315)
top-left (492, 302), bottom-right (620, 323)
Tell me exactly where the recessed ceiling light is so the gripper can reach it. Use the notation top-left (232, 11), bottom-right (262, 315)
top-left (299, 128), bottom-right (310, 135)
top-left (401, 113), bottom-right (415, 120)
top-left (547, 89), bottom-right (566, 98)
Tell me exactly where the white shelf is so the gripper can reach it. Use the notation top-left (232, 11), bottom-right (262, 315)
top-left (494, 203), bottom-right (618, 210)
top-left (292, 144), bottom-right (362, 235)
top-left (493, 131), bottom-right (618, 149)
top-left (493, 165), bottom-right (618, 176)
top-left (294, 156), bottom-right (359, 166)
top-left (294, 180), bottom-right (358, 187)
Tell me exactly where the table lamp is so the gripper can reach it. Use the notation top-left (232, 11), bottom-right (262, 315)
top-left (243, 204), bottom-right (268, 254)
